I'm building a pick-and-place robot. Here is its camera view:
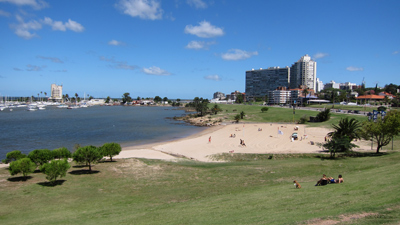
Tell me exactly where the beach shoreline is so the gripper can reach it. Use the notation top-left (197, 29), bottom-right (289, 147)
top-left (116, 122), bottom-right (371, 162)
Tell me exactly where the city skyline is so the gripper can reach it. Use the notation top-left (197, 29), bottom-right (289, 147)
top-left (0, 0), bottom-right (399, 99)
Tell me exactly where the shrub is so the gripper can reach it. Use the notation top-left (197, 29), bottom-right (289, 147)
top-left (299, 115), bottom-right (308, 124)
top-left (261, 107), bottom-right (269, 113)
top-left (316, 109), bottom-right (331, 122)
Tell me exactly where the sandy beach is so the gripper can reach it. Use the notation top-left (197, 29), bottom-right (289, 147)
top-left (116, 123), bottom-right (371, 162)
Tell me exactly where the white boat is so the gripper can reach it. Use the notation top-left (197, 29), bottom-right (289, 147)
top-left (57, 104), bottom-right (68, 108)
top-left (27, 106), bottom-right (37, 111)
top-left (38, 106), bottom-right (46, 110)
top-left (67, 105), bottom-right (80, 109)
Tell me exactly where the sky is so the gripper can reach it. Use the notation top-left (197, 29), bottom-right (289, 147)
top-left (0, 0), bottom-right (399, 99)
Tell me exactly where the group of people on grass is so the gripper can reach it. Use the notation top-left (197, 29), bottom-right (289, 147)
top-left (315, 174), bottom-right (343, 186)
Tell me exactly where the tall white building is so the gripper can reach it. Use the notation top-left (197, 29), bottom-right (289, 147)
top-left (289, 54), bottom-right (317, 90)
top-left (50, 84), bottom-right (63, 101)
top-left (316, 78), bottom-right (324, 92)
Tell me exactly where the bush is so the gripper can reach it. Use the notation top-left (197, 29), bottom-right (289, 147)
top-left (9, 158), bottom-right (36, 179)
top-left (377, 106), bottom-right (387, 112)
top-left (40, 159), bottom-right (71, 184)
top-left (299, 115), bottom-right (308, 124)
top-left (316, 109), bottom-right (331, 122)
top-left (261, 107), bottom-right (269, 113)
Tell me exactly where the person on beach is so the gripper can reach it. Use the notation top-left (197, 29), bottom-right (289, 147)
top-left (209, 136), bottom-right (211, 143)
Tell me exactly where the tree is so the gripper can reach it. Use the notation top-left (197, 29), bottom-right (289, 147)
top-left (52, 147), bottom-right (72, 159)
top-left (28, 149), bottom-right (54, 168)
top-left (316, 109), bottom-right (331, 122)
top-left (75, 93), bottom-right (79, 103)
top-left (189, 97), bottom-right (209, 116)
top-left (72, 145), bottom-right (102, 171)
top-left (2, 150), bottom-right (26, 164)
top-left (40, 159), bottom-right (70, 184)
top-left (361, 110), bottom-right (400, 153)
top-left (261, 107), bottom-right (269, 113)
top-left (211, 104), bottom-right (222, 115)
top-left (122, 93), bottom-right (132, 104)
top-left (322, 136), bottom-right (359, 158)
top-left (328, 118), bottom-right (362, 141)
top-left (100, 143), bottom-right (121, 162)
top-left (154, 96), bottom-right (162, 103)
top-left (302, 88), bottom-right (309, 97)
top-left (234, 114), bottom-right (241, 123)
top-left (240, 111), bottom-right (245, 119)
top-left (9, 158), bottom-right (36, 179)
top-left (163, 97), bottom-right (168, 103)
top-left (105, 96), bottom-right (111, 103)
top-left (235, 94), bottom-right (244, 104)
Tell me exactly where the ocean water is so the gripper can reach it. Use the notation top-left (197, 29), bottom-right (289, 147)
top-left (0, 106), bottom-right (205, 160)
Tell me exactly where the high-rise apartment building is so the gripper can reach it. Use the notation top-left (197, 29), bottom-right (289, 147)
top-left (245, 66), bottom-right (290, 100)
top-left (289, 54), bottom-right (317, 90)
top-left (50, 84), bottom-right (63, 101)
top-left (245, 55), bottom-right (317, 100)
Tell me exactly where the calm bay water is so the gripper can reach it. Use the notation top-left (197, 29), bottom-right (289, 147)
top-left (0, 106), bottom-right (205, 160)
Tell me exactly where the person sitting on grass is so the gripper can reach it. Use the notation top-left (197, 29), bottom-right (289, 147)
top-left (315, 174), bottom-right (329, 186)
top-left (336, 175), bottom-right (343, 183)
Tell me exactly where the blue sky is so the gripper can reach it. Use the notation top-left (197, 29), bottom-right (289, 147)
top-left (0, 0), bottom-right (399, 99)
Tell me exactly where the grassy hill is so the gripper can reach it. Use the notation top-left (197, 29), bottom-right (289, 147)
top-left (1, 152), bottom-right (399, 224)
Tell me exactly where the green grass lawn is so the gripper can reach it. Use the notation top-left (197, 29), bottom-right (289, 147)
top-left (2, 104), bottom-right (400, 224)
top-left (1, 152), bottom-right (400, 224)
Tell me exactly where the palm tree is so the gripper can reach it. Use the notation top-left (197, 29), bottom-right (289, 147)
top-left (328, 118), bottom-right (361, 141)
top-left (44, 92), bottom-right (47, 101)
top-left (302, 88), bottom-right (309, 97)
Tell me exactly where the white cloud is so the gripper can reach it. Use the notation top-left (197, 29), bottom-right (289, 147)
top-left (142, 66), bottom-right (171, 75)
top-left (346, 66), bottom-right (364, 71)
top-left (0, 9), bottom-right (11, 17)
top-left (221, 49), bottom-right (258, 61)
top-left (65, 19), bottom-right (84, 32)
top-left (187, 0), bottom-right (207, 9)
top-left (37, 55), bottom-right (63, 63)
top-left (11, 15), bottom-right (42, 39)
top-left (0, 0), bottom-right (49, 10)
top-left (313, 52), bottom-right (329, 60)
top-left (185, 40), bottom-right (215, 50)
top-left (204, 74), bottom-right (221, 81)
top-left (108, 40), bottom-right (126, 46)
top-left (116, 0), bottom-right (163, 20)
top-left (393, 51), bottom-right (399, 55)
top-left (184, 21), bottom-right (224, 38)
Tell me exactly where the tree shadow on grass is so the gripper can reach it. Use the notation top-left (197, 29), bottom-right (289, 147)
top-left (69, 170), bottom-right (100, 175)
top-left (98, 160), bottom-right (117, 163)
top-left (7, 176), bottom-right (33, 182)
top-left (314, 151), bottom-right (389, 160)
top-left (72, 165), bottom-right (88, 168)
top-left (37, 180), bottom-right (66, 187)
